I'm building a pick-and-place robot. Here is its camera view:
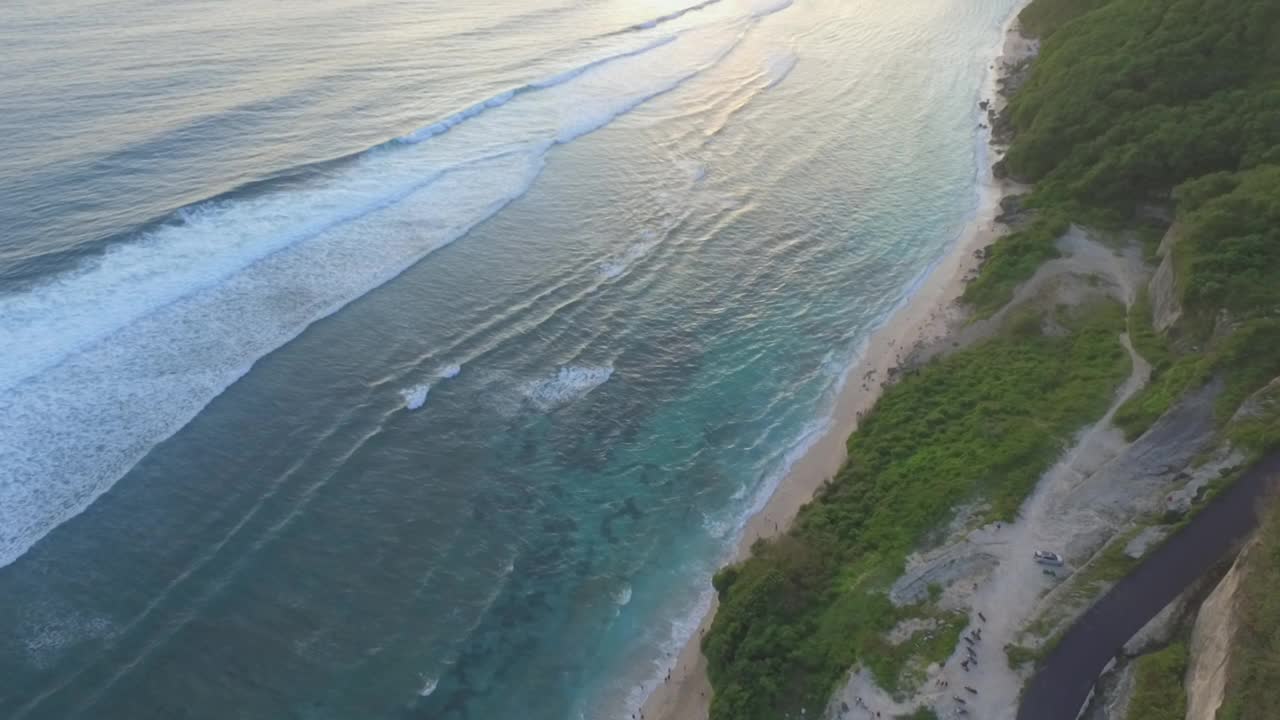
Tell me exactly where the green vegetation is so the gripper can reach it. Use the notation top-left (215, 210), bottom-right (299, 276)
top-left (1004, 642), bottom-right (1039, 670)
top-left (1113, 353), bottom-right (1208, 439)
top-left (1005, 0), bottom-right (1280, 215)
top-left (1218, 499), bottom-right (1280, 720)
top-left (961, 212), bottom-right (1067, 317)
top-left (1114, 317), bottom-right (1280, 440)
top-left (974, 0), bottom-right (1280, 302)
top-left (863, 610), bottom-right (968, 695)
top-left (1125, 287), bottom-right (1172, 375)
top-left (1173, 167), bottom-right (1280, 324)
top-left (1126, 641), bottom-right (1189, 720)
top-left (1226, 379), bottom-right (1280, 455)
top-left (702, 0), bottom-right (1280, 714)
top-left (702, 301), bottom-right (1129, 719)
top-left (1015, 0), bottom-right (1111, 38)
top-left (981, 0), bottom-right (1280, 440)
top-left (1066, 527), bottom-right (1144, 596)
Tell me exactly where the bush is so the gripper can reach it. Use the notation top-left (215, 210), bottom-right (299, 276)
top-left (703, 301), bottom-right (1130, 719)
top-left (1127, 642), bottom-right (1189, 720)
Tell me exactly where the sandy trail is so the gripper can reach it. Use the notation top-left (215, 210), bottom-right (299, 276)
top-left (958, 332), bottom-right (1149, 720)
top-left (833, 228), bottom-right (1153, 720)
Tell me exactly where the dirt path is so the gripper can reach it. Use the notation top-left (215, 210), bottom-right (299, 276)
top-left (833, 230), bottom-right (1156, 720)
top-left (1017, 452), bottom-right (1280, 720)
top-left (920, 330), bottom-right (1149, 720)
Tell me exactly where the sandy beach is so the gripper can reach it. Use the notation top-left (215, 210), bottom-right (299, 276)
top-left (638, 16), bottom-right (1037, 720)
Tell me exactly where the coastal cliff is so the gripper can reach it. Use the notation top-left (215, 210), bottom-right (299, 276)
top-left (1184, 544), bottom-right (1246, 720)
top-left (1148, 224), bottom-right (1182, 334)
top-left (657, 0), bottom-right (1280, 717)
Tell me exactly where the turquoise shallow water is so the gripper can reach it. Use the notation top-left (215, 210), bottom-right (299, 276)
top-left (0, 0), bottom-right (1017, 717)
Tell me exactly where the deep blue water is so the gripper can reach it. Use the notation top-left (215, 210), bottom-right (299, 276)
top-left (0, 0), bottom-right (1017, 717)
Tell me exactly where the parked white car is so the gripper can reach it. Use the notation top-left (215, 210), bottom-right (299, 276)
top-left (1033, 550), bottom-right (1065, 566)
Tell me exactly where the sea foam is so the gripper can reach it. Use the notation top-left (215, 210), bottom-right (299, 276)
top-left (401, 384), bottom-right (431, 410)
top-left (0, 16), bottom-right (763, 569)
top-left (521, 366), bottom-right (615, 412)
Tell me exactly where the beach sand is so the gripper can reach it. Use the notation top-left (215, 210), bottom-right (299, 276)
top-left (638, 16), bottom-right (1036, 720)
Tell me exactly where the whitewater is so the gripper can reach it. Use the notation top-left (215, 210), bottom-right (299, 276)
top-left (0, 0), bottom-right (1023, 718)
top-left (0, 2), bottom-right (790, 570)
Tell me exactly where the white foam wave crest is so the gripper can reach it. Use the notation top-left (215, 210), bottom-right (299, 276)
top-left (417, 675), bottom-right (439, 698)
top-left (598, 233), bottom-right (662, 280)
top-left (763, 50), bottom-right (798, 88)
top-left (0, 18), bottom-right (758, 568)
top-left (620, 584), bottom-right (717, 720)
top-left (400, 384), bottom-right (431, 410)
top-left (20, 607), bottom-right (116, 670)
top-left (437, 363), bottom-right (462, 379)
top-left (701, 513), bottom-right (733, 539)
top-left (750, 0), bottom-right (795, 19)
top-left (614, 583), bottom-right (633, 606)
top-left (397, 35), bottom-right (679, 144)
top-left (521, 366), bottom-right (614, 412)
top-left (612, 0), bottom-right (724, 34)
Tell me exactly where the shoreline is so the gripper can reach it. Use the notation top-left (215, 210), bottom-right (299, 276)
top-left (638, 14), bottom-right (1036, 720)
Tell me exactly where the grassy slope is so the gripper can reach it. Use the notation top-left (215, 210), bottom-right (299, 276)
top-left (702, 0), bottom-right (1280, 716)
top-left (703, 301), bottom-right (1129, 719)
top-left (1125, 641), bottom-right (1189, 720)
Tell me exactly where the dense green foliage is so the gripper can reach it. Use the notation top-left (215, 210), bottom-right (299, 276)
top-left (971, 0), bottom-right (1280, 309)
top-left (1125, 641), bottom-right (1189, 720)
top-left (702, 302), bottom-right (1129, 719)
top-left (1006, 0), bottom-right (1280, 213)
top-left (978, 0), bottom-right (1280, 436)
top-left (1218, 502), bottom-right (1280, 720)
top-left (701, 0), bottom-right (1280, 714)
top-left (1125, 287), bottom-right (1172, 376)
top-left (1016, 0), bottom-right (1111, 38)
top-left (960, 211), bottom-right (1067, 316)
top-left (1114, 165), bottom-right (1280, 437)
top-left (1227, 379), bottom-right (1280, 454)
top-left (1173, 166), bottom-right (1280, 323)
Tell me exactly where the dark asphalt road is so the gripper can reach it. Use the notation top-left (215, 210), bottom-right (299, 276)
top-left (1016, 452), bottom-right (1280, 720)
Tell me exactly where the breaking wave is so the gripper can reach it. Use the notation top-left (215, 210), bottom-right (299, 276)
top-left (0, 14), bottom-right (768, 569)
top-left (401, 384), bottom-right (431, 410)
top-left (521, 366), bottom-right (615, 412)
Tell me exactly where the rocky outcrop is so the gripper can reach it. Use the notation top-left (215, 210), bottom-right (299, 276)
top-left (1148, 223), bottom-right (1183, 333)
top-left (1228, 376), bottom-right (1280, 426)
top-left (1123, 587), bottom-right (1189, 657)
top-left (1184, 543), bottom-right (1250, 720)
top-left (1081, 659), bottom-right (1136, 720)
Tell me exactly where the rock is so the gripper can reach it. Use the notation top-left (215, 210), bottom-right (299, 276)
top-left (979, 99), bottom-right (990, 110)
top-left (1185, 543), bottom-right (1250, 720)
top-left (1148, 223), bottom-right (1183, 333)
top-left (1080, 658), bottom-right (1136, 720)
top-left (1229, 376), bottom-right (1280, 425)
top-left (996, 193), bottom-right (1032, 227)
top-left (889, 548), bottom-right (999, 606)
top-left (1122, 589), bottom-right (1186, 656)
top-left (887, 617), bottom-right (940, 645)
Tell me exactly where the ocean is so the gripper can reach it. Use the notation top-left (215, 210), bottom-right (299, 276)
top-left (0, 0), bottom-right (1018, 717)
